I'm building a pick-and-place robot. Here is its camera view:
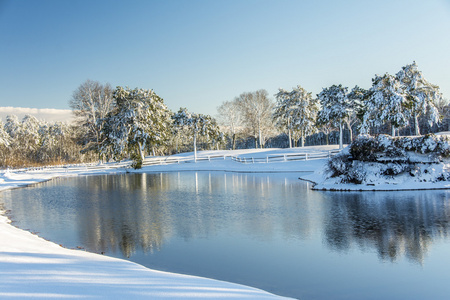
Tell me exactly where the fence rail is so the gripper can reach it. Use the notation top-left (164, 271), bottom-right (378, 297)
top-left (142, 150), bottom-right (341, 166)
top-left (229, 150), bottom-right (340, 164)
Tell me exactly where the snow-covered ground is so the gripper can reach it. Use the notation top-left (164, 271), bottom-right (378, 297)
top-left (3, 145), bottom-right (450, 299)
top-left (301, 164), bottom-right (450, 191)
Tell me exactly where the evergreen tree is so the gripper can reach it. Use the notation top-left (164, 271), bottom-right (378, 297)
top-left (100, 86), bottom-right (172, 168)
top-left (396, 61), bottom-right (442, 135)
top-left (346, 85), bottom-right (368, 141)
top-left (0, 121), bottom-right (10, 147)
top-left (4, 115), bottom-right (20, 139)
top-left (274, 88), bottom-right (294, 148)
top-left (363, 73), bottom-right (409, 136)
top-left (290, 86), bottom-right (319, 147)
top-left (317, 84), bottom-right (351, 149)
top-left (172, 108), bottom-right (222, 161)
top-left (275, 86), bottom-right (319, 147)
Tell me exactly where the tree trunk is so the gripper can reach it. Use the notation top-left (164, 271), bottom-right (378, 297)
top-left (301, 131), bottom-right (305, 147)
top-left (339, 122), bottom-right (343, 149)
top-left (414, 112), bottom-right (421, 136)
top-left (259, 128), bottom-right (263, 149)
top-left (193, 132), bottom-right (197, 162)
top-left (138, 142), bottom-right (145, 162)
top-left (346, 121), bottom-right (353, 142)
top-left (232, 132), bottom-right (236, 150)
top-left (288, 129), bottom-right (292, 148)
top-left (391, 124), bottom-right (396, 137)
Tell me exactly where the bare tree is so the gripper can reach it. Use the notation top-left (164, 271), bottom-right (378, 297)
top-left (217, 99), bottom-right (242, 150)
top-left (70, 80), bottom-right (114, 156)
top-left (237, 89), bottom-right (275, 148)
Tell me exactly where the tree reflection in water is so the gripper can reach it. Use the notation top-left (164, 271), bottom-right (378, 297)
top-left (322, 191), bottom-right (450, 264)
top-left (2, 172), bottom-right (450, 266)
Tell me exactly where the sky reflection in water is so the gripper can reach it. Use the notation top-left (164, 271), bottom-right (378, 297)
top-left (2, 172), bottom-right (450, 299)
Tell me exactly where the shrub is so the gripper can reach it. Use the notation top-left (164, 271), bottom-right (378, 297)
top-left (349, 135), bottom-right (379, 162)
top-left (327, 152), bottom-right (351, 178)
top-left (326, 134), bottom-right (450, 184)
top-left (345, 161), bottom-right (367, 184)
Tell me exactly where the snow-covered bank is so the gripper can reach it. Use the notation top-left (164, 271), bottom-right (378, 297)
top-left (300, 135), bottom-right (450, 191)
top-left (2, 147), bottom-right (339, 300)
top-left (300, 166), bottom-right (450, 191)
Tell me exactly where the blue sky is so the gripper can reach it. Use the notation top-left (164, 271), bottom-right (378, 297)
top-left (1, 0), bottom-right (449, 116)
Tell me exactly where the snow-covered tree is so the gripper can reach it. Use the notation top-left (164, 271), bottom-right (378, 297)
top-left (274, 88), bottom-right (295, 148)
top-left (362, 73), bottom-right (409, 137)
top-left (217, 99), bottom-right (242, 150)
top-left (317, 84), bottom-right (351, 149)
top-left (0, 121), bottom-right (10, 148)
top-left (70, 80), bottom-right (114, 155)
top-left (38, 122), bottom-right (69, 162)
top-left (291, 86), bottom-right (320, 147)
top-left (172, 108), bottom-right (221, 161)
top-left (237, 90), bottom-right (274, 148)
top-left (396, 61), bottom-right (442, 135)
top-left (4, 115), bottom-right (21, 139)
top-left (346, 85), bottom-right (368, 141)
top-left (274, 86), bottom-right (319, 147)
top-left (101, 86), bottom-right (172, 168)
top-left (6, 115), bottom-right (44, 161)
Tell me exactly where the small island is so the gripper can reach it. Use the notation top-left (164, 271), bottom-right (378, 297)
top-left (302, 134), bottom-right (450, 191)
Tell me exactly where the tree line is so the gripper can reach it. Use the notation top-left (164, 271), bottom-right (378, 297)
top-left (0, 61), bottom-right (447, 168)
top-left (0, 114), bottom-right (95, 167)
top-left (218, 61), bottom-right (447, 150)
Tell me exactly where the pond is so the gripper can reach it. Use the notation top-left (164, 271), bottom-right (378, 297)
top-left (1, 172), bottom-right (450, 299)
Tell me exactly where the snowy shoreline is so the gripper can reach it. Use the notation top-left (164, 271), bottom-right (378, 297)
top-left (299, 163), bottom-right (450, 191)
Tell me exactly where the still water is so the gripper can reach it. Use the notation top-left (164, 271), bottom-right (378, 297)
top-left (1, 172), bottom-right (450, 299)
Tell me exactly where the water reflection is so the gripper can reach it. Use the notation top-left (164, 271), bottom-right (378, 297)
top-left (3, 173), bottom-right (450, 266)
top-left (1, 173), bottom-right (318, 256)
top-left (3, 172), bottom-right (450, 299)
top-left (323, 191), bottom-right (450, 264)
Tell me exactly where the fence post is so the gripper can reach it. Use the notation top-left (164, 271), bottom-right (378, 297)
top-left (252, 157), bottom-right (254, 164)
top-left (208, 156), bottom-right (210, 161)
top-left (305, 153), bottom-right (308, 161)
top-left (266, 156), bottom-right (269, 163)
top-left (284, 155), bottom-right (286, 162)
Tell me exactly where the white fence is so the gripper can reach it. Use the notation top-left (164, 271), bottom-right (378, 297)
top-left (142, 150), bottom-right (341, 166)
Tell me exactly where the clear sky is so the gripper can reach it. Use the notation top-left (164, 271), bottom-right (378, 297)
top-left (1, 0), bottom-right (449, 116)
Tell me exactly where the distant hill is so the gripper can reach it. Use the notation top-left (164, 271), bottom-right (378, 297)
top-left (0, 107), bottom-right (74, 123)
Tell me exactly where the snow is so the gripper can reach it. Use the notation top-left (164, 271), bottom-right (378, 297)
top-left (3, 145), bottom-right (450, 298)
